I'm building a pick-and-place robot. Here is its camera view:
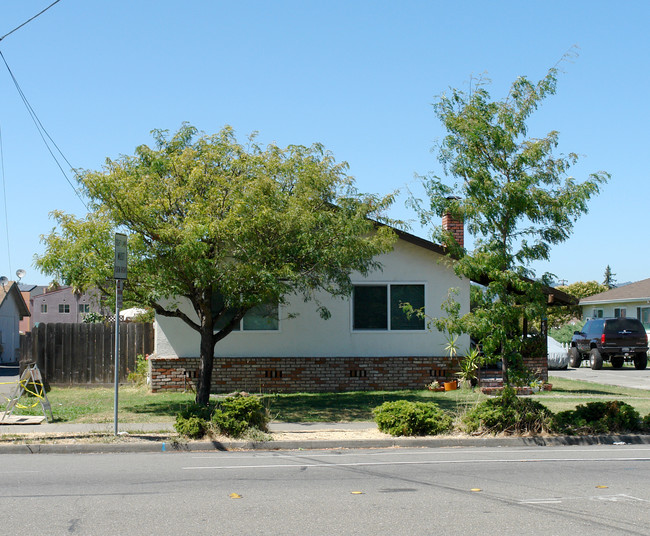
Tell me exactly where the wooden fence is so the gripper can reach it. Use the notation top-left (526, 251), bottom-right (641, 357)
top-left (19, 322), bottom-right (154, 385)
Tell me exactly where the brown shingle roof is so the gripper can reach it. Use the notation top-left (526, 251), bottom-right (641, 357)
top-left (580, 278), bottom-right (650, 304)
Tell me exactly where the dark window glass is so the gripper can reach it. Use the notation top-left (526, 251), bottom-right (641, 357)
top-left (211, 293), bottom-right (240, 332)
top-left (390, 285), bottom-right (425, 330)
top-left (243, 303), bottom-right (279, 331)
top-left (353, 286), bottom-right (388, 330)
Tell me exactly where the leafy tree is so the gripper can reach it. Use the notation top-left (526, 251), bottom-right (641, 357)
top-left (547, 280), bottom-right (607, 328)
top-left (36, 124), bottom-right (396, 405)
top-left (603, 265), bottom-right (617, 289)
top-left (411, 64), bottom-right (609, 383)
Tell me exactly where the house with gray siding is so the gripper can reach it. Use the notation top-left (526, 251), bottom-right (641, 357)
top-left (30, 287), bottom-right (107, 326)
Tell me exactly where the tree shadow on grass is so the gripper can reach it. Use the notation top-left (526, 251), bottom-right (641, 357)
top-left (121, 399), bottom-right (195, 418)
top-left (262, 391), bottom-right (464, 422)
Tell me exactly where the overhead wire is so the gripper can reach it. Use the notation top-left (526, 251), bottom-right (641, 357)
top-left (0, 51), bottom-right (88, 210)
top-left (0, 0), bottom-right (62, 43)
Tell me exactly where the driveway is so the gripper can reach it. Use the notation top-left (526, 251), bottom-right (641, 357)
top-left (549, 365), bottom-right (650, 391)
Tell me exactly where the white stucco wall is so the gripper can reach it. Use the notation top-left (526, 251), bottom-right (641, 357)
top-left (155, 237), bottom-right (470, 359)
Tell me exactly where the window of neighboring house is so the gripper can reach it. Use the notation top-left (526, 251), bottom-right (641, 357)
top-left (614, 307), bottom-right (626, 318)
top-left (79, 304), bottom-right (90, 313)
top-left (59, 304), bottom-right (70, 314)
top-left (353, 284), bottom-right (425, 331)
top-left (40, 304), bottom-right (47, 314)
top-left (212, 294), bottom-right (279, 332)
top-left (638, 307), bottom-right (650, 330)
top-left (593, 308), bottom-right (604, 318)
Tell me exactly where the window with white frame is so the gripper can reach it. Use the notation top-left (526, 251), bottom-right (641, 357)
top-left (59, 304), bottom-right (70, 314)
top-left (79, 304), bottom-right (90, 313)
top-left (639, 307), bottom-right (650, 330)
top-left (353, 284), bottom-right (425, 331)
top-left (40, 304), bottom-right (47, 313)
top-left (593, 308), bottom-right (603, 318)
top-left (614, 307), bottom-right (626, 318)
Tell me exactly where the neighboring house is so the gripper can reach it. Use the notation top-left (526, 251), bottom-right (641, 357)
top-left (18, 284), bottom-right (48, 332)
top-left (580, 278), bottom-right (650, 329)
top-left (30, 287), bottom-right (108, 326)
top-left (0, 281), bottom-right (30, 363)
top-left (153, 217), bottom-right (471, 393)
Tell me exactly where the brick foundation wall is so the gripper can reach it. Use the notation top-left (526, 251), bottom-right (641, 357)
top-left (149, 355), bottom-right (458, 393)
top-left (522, 355), bottom-right (549, 382)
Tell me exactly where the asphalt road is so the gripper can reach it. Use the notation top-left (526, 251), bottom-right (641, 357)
top-left (3, 445), bottom-right (649, 535)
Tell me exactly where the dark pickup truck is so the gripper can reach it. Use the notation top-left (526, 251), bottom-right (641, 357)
top-left (569, 317), bottom-right (648, 370)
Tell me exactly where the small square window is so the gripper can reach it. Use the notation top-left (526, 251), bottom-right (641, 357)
top-left (40, 304), bottom-right (47, 314)
top-left (59, 304), bottom-right (70, 314)
top-left (79, 304), bottom-right (90, 313)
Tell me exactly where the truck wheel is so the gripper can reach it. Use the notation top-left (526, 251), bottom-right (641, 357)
top-left (634, 352), bottom-right (648, 370)
top-left (590, 349), bottom-right (603, 370)
top-left (568, 347), bottom-right (581, 368)
top-left (611, 356), bottom-right (624, 369)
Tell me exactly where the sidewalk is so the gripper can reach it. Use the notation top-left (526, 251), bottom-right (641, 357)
top-left (1, 418), bottom-right (649, 454)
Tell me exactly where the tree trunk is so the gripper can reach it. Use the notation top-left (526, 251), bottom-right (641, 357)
top-left (196, 320), bottom-right (215, 406)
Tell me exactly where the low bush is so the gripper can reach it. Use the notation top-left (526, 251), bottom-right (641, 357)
top-left (212, 394), bottom-right (269, 438)
top-left (553, 401), bottom-right (641, 435)
top-left (643, 413), bottom-right (650, 432)
top-left (462, 387), bottom-right (553, 435)
top-left (174, 403), bottom-right (214, 439)
top-left (373, 400), bottom-right (453, 437)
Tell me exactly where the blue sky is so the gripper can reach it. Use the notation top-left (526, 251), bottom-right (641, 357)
top-left (0, 1), bottom-right (647, 286)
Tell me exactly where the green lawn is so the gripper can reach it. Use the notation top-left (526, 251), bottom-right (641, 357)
top-left (2, 378), bottom-right (650, 424)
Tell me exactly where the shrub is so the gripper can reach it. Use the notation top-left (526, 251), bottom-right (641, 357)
top-left (642, 413), bottom-right (650, 432)
top-left (212, 394), bottom-right (269, 438)
top-left (373, 400), bottom-right (453, 437)
top-left (553, 401), bottom-right (641, 435)
top-left (127, 354), bottom-right (148, 385)
top-left (174, 403), bottom-right (214, 439)
top-left (463, 387), bottom-right (553, 435)
top-left (175, 415), bottom-right (209, 439)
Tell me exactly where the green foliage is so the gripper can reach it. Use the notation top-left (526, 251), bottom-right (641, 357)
top-left (175, 415), bottom-right (209, 439)
top-left (553, 401), bottom-right (641, 435)
top-left (603, 265), bottom-right (617, 289)
top-left (174, 403), bottom-right (214, 439)
top-left (373, 400), bottom-right (453, 436)
top-left (131, 309), bottom-right (155, 323)
top-left (127, 354), bottom-right (149, 385)
top-left (211, 394), bottom-right (269, 438)
top-left (549, 320), bottom-right (585, 344)
top-left (462, 387), bottom-right (553, 434)
top-left (82, 311), bottom-right (106, 324)
top-left (642, 413), bottom-right (650, 432)
top-left (455, 347), bottom-right (483, 386)
top-left (410, 59), bottom-right (608, 383)
top-left (35, 124), bottom-right (396, 405)
top-left (548, 281), bottom-right (607, 328)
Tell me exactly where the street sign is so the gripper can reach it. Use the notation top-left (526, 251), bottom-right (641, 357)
top-left (114, 233), bottom-right (127, 280)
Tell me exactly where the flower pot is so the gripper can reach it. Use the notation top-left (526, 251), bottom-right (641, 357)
top-left (444, 380), bottom-right (457, 391)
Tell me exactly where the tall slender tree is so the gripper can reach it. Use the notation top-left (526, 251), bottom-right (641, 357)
top-left (602, 265), bottom-right (617, 289)
top-left (411, 65), bottom-right (609, 383)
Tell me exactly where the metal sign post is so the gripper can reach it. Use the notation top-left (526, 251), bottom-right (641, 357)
top-left (114, 233), bottom-right (127, 436)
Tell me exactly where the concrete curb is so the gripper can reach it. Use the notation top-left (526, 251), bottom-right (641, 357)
top-left (1, 433), bottom-right (649, 455)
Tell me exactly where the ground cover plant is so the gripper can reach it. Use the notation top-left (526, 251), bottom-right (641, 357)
top-left (553, 401), bottom-right (642, 435)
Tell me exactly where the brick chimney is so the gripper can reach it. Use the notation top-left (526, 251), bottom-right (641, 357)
top-left (442, 211), bottom-right (464, 248)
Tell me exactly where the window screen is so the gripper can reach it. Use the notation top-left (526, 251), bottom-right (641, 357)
top-left (390, 285), bottom-right (425, 330)
top-left (353, 285), bottom-right (388, 330)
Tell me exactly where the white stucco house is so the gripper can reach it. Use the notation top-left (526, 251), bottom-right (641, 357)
top-left (151, 220), bottom-right (473, 393)
top-left (580, 278), bottom-right (650, 330)
top-left (0, 281), bottom-right (30, 364)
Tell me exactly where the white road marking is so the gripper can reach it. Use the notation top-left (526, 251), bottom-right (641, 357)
top-left (519, 494), bottom-right (648, 505)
